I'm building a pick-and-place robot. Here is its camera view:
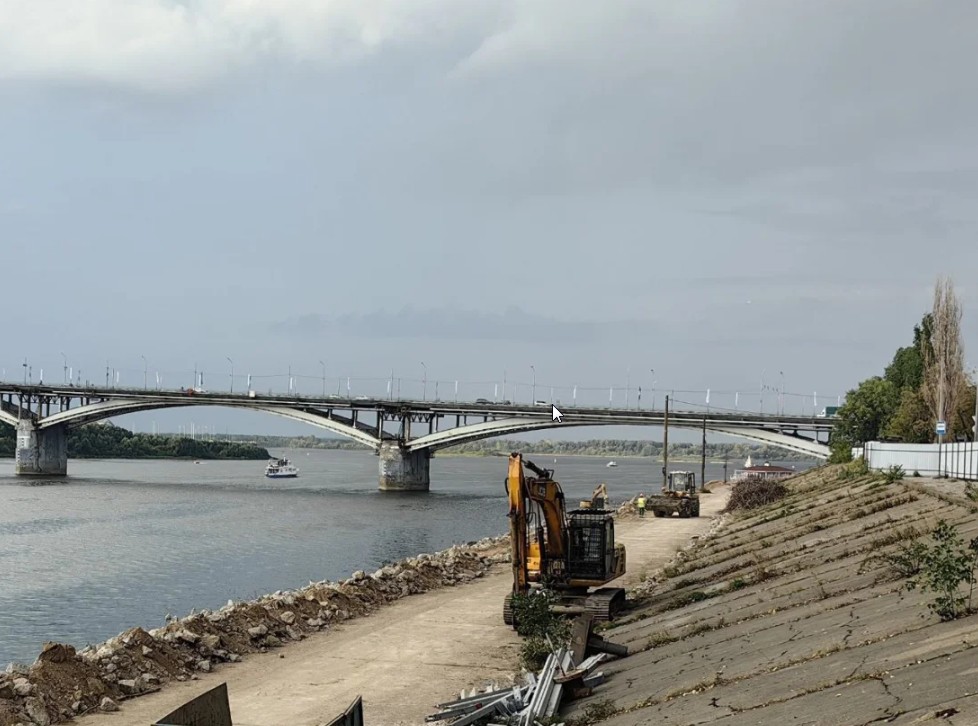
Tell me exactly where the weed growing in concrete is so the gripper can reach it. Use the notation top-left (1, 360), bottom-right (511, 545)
top-left (647, 631), bottom-right (678, 648)
top-left (837, 458), bottom-right (870, 481)
top-left (567, 698), bottom-right (618, 725)
top-left (882, 465), bottom-right (905, 484)
top-left (907, 520), bottom-right (978, 620)
top-left (965, 482), bottom-right (978, 502)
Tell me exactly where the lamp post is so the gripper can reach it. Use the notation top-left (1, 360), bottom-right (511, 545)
top-left (530, 365), bottom-right (536, 402)
top-left (760, 368), bottom-right (766, 414)
top-left (320, 360), bottom-right (326, 398)
top-left (421, 361), bottom-right (427, 401)
top-left (650, 368), bottom-right (656, 410)
top-left (227, 357), bottom-right (234, 393)
top-left (779, 371), bottom-right (785, 415)
top-left (141, 355), bottom-right (148, 390)
top-left (62, 352), bottom-right (68, 384)
top-left (23, 358), bottom-right (27, 385)
top-left (626, 367), bottom-right (631, 408)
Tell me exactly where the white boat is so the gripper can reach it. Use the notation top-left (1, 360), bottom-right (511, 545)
top-left (265, 458), bottom-right (299, 478)
top-left (606, 461), bottom-right (617, 468)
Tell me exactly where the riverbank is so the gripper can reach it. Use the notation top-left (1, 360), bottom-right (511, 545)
top-left (0, 490), bottom-right (731, 726)
top-left (0, 422), bottom-right (269, 460)
top-left (0, 537), bottom-right (510, 726)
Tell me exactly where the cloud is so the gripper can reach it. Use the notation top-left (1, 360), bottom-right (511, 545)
top-left (0, 0), bottom-right (496, 92)
top-left (269, 306), bottom-right (640, 343)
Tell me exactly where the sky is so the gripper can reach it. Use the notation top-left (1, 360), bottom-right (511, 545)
top-left (2, 0), bottom-right (978, 440)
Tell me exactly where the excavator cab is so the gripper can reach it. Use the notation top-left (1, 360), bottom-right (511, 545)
top-left (566, 509), bottom-right (624, 581)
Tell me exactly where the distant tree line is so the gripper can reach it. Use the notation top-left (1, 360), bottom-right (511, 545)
top-left (221, 433), bottom-right (813, 461)
top-left (0, 422), bottom-right (270, 460)
top-left (829, 276), bottom-right (977, 462)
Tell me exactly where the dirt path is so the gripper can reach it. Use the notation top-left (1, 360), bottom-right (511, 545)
top-left (81, 486), bottom-right (729, 726)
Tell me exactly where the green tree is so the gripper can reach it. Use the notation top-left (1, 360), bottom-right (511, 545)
top-left (884, 387), bottom-right (932, 443)
top-left (884, 313), bottom-right (933, 392)
top-left (829, 377), bottom-right (900, 462)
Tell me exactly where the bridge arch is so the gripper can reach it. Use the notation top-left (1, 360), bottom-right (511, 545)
top-left (407, 417), bottom-right (830, 459)
top-left (37, 400), bottom-right (383, 450)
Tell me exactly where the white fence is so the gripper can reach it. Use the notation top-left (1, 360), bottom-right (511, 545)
top-left (859, 441), bottom-right (978, 480)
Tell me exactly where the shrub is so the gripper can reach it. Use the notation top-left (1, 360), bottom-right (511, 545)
top-left (907, 520), bottom-right (978, 620)
top-left (881, 465), bottom-right (905, 483)
top-left (510, 590), bottom-right (571, 670)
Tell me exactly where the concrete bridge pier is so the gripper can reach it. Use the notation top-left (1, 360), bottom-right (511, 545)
top-left (15, 422), bottom-right (68, 477)
top-left (378, 442), bottom-right (431, 492)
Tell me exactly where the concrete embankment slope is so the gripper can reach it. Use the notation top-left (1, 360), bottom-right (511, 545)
top-left (565, 467), bottom-right (978, 726)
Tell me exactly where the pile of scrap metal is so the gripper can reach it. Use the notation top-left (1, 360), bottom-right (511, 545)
top-left (425, 616), bottom-right (625, 726)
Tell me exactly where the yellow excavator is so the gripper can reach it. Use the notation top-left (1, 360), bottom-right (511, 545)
top-left (579, 482), bottom-right (609, 510)
top-left (503, 453), bottom-right (627, 628)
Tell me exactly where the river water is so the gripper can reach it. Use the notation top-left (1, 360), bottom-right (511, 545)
top-left (0, 450), bottom-right (811, 666)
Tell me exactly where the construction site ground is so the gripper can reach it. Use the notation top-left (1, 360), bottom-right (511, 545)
top-left (78, 489), bottom-right (730, 726)
top-left (564, 468), bottom-right (978, 726)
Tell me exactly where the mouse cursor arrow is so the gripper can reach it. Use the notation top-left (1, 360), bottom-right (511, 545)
top-left (552, 405), bottom-right (564, 422)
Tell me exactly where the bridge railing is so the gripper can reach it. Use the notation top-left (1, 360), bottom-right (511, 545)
top-left (0, 380), bottom-right (844, 418)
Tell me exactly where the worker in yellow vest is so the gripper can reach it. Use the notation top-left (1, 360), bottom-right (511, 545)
top-left (636, 493), bottom-right (647, 518)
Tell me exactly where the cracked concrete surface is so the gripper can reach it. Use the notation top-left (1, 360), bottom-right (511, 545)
top-left (566, 469), bottom-right (978, 725)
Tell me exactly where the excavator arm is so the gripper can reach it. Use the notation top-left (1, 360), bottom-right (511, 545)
top-left (507, 453), bottom-right (569, 589)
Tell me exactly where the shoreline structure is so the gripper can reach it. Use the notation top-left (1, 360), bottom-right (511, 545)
top-left (0, 493), bottom-right (720, 726)
top-left (0, 535), bottom-right (512, 725)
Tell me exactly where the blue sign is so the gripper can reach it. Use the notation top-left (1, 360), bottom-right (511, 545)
top-left (936, 420), bottom-right (947, 435)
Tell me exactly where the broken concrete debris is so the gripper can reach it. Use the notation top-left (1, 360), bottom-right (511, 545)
top-left (0, 536), bottom-right (509, 726)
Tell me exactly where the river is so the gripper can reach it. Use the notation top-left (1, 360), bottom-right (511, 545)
top-left (0, 450), bottom-right (813, 666)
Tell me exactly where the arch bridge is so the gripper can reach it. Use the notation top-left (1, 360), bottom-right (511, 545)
top-left (0, 385), bottom-right (835, 491)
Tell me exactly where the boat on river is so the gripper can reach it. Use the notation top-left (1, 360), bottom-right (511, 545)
top-left (265, 458), bottom-right (299, 478)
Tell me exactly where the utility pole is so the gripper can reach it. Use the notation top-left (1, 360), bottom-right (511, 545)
top-left (700, 415), bottom-right (707, 493)
top-left (662, 395), bottom-right (670, 491)
top-left (723, 451), bottom-right (729, 482)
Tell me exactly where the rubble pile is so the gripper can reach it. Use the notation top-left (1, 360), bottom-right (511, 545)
top-left (0, 536), bottom-right (510, 726)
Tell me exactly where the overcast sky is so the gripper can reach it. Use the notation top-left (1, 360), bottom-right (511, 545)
top-left (2, 0), bottom-right (977, 438)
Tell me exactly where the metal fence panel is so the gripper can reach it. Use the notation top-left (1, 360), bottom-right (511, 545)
top-left (863, 441), bottom-right (978, 480)
top-left (154, 683), bottom-right (232, 726)
top-left (323, 696), bottom-right (364, 726)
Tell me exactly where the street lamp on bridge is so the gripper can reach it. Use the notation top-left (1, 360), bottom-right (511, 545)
top-left (530, 365), bottom-right (536, 402)
top-left (650, 368), bottom-right (656, 410)
top-left (320, 360), bottom-right (327, 398)
top-left (227, 357), bottom-right (234, 393)
top-left (61, 352), bottom-right (67, 385)
top-left (760, 368), bottom-right (766, 413)
top-left (421, 361), bottom-right (427, 401)
top-left (779, 371), bottom-right (785, 415)
top-left (141, 355), bottom-right (148, 390)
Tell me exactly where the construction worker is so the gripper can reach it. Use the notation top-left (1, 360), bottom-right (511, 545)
top-left (636, 493), bottom-right (647, 518)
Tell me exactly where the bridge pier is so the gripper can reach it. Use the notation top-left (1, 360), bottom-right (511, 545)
top-left (15, 422), bottom-right (68, 477)
top-left (378, 442), bottom-right (430, 492)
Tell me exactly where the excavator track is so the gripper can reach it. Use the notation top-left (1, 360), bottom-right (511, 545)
top-left (558, 588), bottom-right (626, 621)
